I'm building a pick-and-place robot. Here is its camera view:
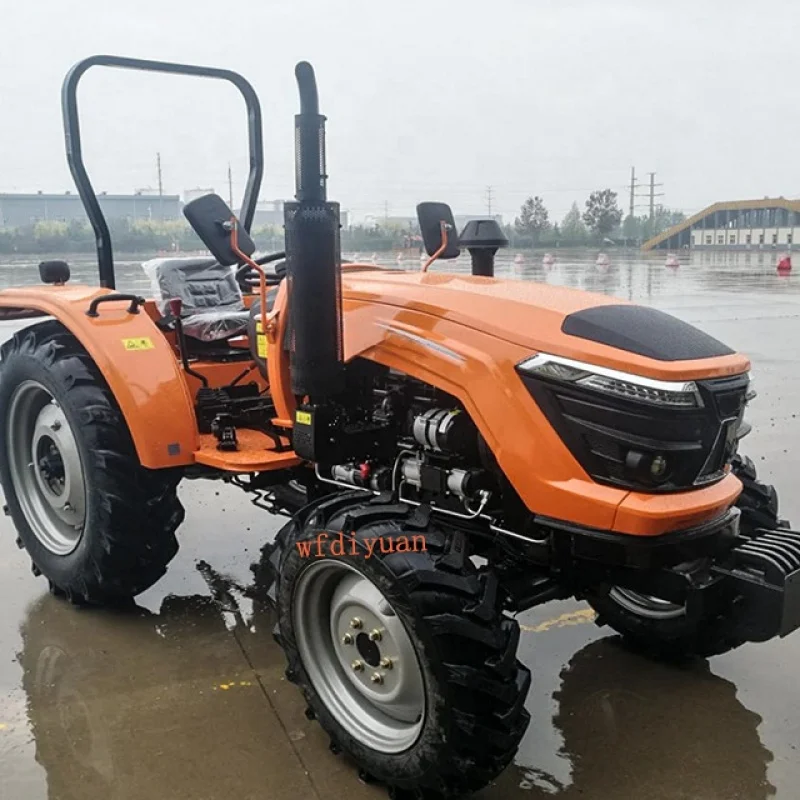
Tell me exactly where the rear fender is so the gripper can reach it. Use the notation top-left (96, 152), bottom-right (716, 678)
top-left (0, 285), bottom-right (197, 468)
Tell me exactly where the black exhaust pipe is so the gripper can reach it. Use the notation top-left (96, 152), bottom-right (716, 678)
top-left (284, 61), bottom-right (344, 398)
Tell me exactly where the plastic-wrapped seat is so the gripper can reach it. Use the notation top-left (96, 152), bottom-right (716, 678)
top-left (142, 257), bottom-right (250, 342)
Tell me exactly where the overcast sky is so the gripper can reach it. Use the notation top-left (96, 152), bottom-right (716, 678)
top-left (1, 0), bottom-right (798, 224)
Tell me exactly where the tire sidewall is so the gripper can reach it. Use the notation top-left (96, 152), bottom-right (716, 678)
top-left (277, 522), bottom-right (457, 786)
top-left (0, 342), bottom-right (115, 583)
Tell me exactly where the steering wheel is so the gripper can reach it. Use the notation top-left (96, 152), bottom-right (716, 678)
top-left (235, 251), bottom-right (286, 292)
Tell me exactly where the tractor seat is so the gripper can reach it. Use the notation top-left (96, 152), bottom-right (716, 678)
top-left (142, 256), bottom-right (250, 342)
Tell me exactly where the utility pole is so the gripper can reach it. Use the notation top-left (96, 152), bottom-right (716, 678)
top-left (156, 152), bottom-right (163, 219)
top-left (647, 172), bottom-right (664, 229)
top-left (384, 200), bottom-right (389, 223)
top-left (486, 186), bottom-right (494, 217)
top-left (227, 163), bottom-right (234, 209)
top-left (634, 171), bottom-right (664, 238)
top-left (629, 167), bottom-right (637, 219)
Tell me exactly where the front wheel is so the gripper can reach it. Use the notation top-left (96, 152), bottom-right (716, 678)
top-left (267, 493), bottom-right (531, 798)
top-left (587, 452), bottom-right (785, 659)
top-left (585, 581), bottom-right (744, 659)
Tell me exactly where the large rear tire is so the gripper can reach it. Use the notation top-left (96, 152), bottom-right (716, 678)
top-left (262, 492), bottom-right (531, 798)
top-left (0, 321), bottom-right (184, 604)
top-left (586, 452), bottom-right (785, 659)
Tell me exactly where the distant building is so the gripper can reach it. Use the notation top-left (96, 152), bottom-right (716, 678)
top-left (0, 191), bottom-right (181, 227)
top-left (183, 188), bottom-right (215, 205)
top-left (455, 214), bottom-right (504, 230)
top-left (370, 213), bottom-right (504, 232)
top-left (239, 200), bottom-right (348, 229)
top-left (643, 198), bottom-right (800, 251)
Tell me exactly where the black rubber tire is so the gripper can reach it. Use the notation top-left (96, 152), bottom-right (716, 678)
top-left (586, 453), bottom-right (785, 660)
top-left (262, 492), bottom-right (531, 799)
top-left (0, 321), bottom-right (184, 604)
top-left (731, 453), bottom-right (787, 533)
top-left (586, 587), bottom-right (744, 660)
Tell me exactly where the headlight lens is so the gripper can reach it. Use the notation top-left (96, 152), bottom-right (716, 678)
top-left (517, 354), bottom-right (703, 408)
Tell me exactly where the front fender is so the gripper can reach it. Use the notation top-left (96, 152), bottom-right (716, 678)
top-left (0, 285), bottom-right (197, 468)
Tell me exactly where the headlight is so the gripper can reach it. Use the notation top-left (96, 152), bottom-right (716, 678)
top-left (517, 353), bottom-right (703, 409)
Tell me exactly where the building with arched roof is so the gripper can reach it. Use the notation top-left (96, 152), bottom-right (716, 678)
top-left (642, 197), bottom-right (800, 251)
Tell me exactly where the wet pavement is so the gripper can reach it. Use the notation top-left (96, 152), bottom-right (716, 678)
top-left (0, 249), bottom-right (799, 799)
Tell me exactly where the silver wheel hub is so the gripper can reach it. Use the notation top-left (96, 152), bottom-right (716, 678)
top-left (293, 560), bottom-right (425, 753)
top-left (7, 381), bottom-right (86, 555)
top-left (609, 587), bottom-right (685, 620)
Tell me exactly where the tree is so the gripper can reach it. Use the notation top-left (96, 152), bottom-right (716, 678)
top-left (514, 196), bottom-right (550, 245)
top-left (622, 214), bottom-right (642, 243)
top-left (583, 189), bottom-right (623, 240)
top-left (561, 202), bottom-right (588, 245)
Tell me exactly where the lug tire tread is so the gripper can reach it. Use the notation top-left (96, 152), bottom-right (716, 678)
top-left (0, 321), bottom-right (183, 604)
top-left (263, 495), bottom-right (530, 798)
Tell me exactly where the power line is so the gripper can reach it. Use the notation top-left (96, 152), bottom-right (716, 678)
top-left (633, 171), bottom-right (664, 219)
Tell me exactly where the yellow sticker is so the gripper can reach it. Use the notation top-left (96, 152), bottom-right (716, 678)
top-left (295, 410), bottom-right (312, 425)
top-left (256, 335), bottom-right (267, 359)
top-left (122, 337), bottom-right (154, 351)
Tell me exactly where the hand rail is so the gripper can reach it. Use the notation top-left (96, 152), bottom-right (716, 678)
top-left (62, 54), bottom-right (264, 289)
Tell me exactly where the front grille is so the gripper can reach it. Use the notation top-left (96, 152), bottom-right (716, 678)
top-left (520, 370), bottom-right (749, 493)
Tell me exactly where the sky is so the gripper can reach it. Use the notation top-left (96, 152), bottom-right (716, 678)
top-left (1, 0), bottom-right (798, 225)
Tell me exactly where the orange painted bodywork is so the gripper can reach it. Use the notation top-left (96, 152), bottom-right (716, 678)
top-left (0, 264), bottom-right (750, 537)
top-left (0, 285), bottom-right (197, 468)
top-left (337, 268), bottom-right (749, 536)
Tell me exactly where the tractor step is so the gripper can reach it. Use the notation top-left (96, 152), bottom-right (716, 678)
top-left (194, 429), bottom-right (301, 472)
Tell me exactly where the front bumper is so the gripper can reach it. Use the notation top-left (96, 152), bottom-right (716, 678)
top-left (711, 526), bottom-right (800, 642)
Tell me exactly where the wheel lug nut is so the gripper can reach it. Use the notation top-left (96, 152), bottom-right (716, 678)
top-left (379, 657), bottom-right (393, 669)
top-left (370, 672), bottom-right (384, 685)
top-left (342, 633), bottom-right (353, 645)
top-left (350, 617), bottom-right (363, 630)
top-left (51, 420), bottom-right (61, 431)
top-left (351, 660), bottom-right (364, 672)
top-left (368, 628), bottom-right (382, 642)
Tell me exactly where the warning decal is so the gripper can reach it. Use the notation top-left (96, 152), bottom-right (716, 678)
top-left (122, 337), bottom-right (155, 351)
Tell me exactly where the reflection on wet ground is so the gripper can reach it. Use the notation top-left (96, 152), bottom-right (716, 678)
top-left (1, 249), bottom-right (799, 798)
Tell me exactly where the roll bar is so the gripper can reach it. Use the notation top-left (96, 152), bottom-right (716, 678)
top-left (62, 54), bottom-right (264, 289)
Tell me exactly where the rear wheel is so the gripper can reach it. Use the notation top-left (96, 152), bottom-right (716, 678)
top-left (0, 321), bottom-right (184, 604)
top-left (586, 453), bottom-right (785, 659)
top-left (264, 493), bottom-right (531, 798)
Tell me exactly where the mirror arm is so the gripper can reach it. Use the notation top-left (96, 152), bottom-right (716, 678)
top-left (230, 218), bottom-right (270, 342)
top-left (421, 221), bottom-right (450, 273)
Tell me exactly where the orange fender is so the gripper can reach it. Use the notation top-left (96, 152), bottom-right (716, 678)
top-left (0, 285), bottom-right (197, 468)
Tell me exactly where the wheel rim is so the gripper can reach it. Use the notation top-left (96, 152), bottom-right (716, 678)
top-left (609, 587), bottom-right (685, 620)
top-left (292, 560), bottom-right (425, 753)
top-left (7, 381), bottom-right (86, 555)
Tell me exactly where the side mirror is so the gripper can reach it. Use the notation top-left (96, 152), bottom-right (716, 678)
top-left (416, 202), bottom-right (460, 260)
top-left (183, 193), bottom-right (256, 266)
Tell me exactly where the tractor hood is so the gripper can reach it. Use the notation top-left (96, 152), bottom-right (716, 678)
top-left (341, 268), bottom-right (750, 380)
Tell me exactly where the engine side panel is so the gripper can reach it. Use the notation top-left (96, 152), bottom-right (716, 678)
top-left (0, 286), bottom-right (198, 468)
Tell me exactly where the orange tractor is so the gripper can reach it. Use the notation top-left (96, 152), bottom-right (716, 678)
top-left (1, 55), bottom-right (798, 798)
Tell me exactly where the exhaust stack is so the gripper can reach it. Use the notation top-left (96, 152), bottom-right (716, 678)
top-left (284, 61), bottom-right (344, 398)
